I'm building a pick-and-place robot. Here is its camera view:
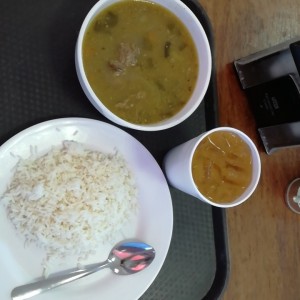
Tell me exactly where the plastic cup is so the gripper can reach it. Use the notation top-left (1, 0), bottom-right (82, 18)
top-left (286, 178), bottom-right (300, 214)
top-left (163, 127), bottom-right (261, 208)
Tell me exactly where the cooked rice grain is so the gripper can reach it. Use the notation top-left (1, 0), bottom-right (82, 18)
top-left (1, 141), bottom-right (138, 267)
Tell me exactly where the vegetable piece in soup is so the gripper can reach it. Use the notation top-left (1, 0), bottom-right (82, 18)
top-left (82, 0), bottom-right (199, 124)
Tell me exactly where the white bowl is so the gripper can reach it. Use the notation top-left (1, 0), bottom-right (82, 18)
top-left (75, 0), bottom-right (212, 131)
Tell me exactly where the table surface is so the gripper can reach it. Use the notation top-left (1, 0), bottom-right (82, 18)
top-left (199, 0), bottom-right (300, 299)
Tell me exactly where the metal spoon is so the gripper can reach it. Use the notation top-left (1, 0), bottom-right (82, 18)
top-left (11, 241), bottom-right (155, 300)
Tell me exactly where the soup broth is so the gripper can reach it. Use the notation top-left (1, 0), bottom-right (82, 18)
top-left (192, 131), bottom-right (253, 203)
top-left (82, 0), bottom-right (199, 124)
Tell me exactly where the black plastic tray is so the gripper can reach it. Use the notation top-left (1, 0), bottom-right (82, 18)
top-left (0, 0), bottom-right (229, 299)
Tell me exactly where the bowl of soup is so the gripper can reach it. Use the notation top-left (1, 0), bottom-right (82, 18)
top-left (75, 0), bottom-right (211, 131)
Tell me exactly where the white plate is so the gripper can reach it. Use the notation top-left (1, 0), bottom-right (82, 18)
top-left (0, 118), bottom-right (173, 300)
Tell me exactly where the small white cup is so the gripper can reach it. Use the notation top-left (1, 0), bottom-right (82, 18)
top-left (163, 127), bottom-right (261, 208)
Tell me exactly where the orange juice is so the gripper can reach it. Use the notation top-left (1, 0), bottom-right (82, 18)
top-left (192, 131), bottom-right (252, 203)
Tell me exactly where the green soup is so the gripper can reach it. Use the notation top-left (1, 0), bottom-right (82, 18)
top-left (82, 0), bottom-right (199, 124)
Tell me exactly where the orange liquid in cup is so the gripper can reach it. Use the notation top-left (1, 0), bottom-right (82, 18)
top-left (192, 131), bottom-right (253, 203)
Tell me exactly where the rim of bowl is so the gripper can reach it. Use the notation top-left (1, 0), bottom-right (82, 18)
top-left (75, 0), bottom-right (212, 131)
top-left (189, 127), bottom-right (261, 208)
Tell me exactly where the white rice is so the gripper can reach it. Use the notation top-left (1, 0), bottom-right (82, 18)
top-left (0, 141), bottom-right (138, 273)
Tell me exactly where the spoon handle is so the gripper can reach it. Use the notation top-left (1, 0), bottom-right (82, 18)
top-left (11, 261), bottom-right (110, 300)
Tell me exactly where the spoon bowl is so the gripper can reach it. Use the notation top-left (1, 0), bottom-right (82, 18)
top-left (108, 241), bottom-right (156, 275)
top-left (11, 240), bottom-right (155, 300)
